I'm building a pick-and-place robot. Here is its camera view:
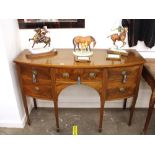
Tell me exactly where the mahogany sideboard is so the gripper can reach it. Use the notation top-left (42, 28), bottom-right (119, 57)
top-left (14, 49), bottom-right (145, 132)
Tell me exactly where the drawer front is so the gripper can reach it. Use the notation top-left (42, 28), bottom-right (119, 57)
top-left (20, 65), bottom-right (51, 84)
top-left (55, 68), bottom-right (102, 83)
top-left (107, 66), bottom-right (140, 88)
top-left (55, 68), bottom-right (81, 82)
top-left (106, 86), bottom-right (135, 100)
top-left (81, 69), bottom-right (102, 82)
top-left (23, 85), bottom-right (52, 99)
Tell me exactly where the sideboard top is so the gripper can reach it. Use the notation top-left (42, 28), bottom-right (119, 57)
top-left (14, 49), bottom-right (145, 68)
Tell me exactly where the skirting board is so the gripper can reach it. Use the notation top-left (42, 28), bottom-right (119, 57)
top-left (0, 115), bottom-right (26, 128)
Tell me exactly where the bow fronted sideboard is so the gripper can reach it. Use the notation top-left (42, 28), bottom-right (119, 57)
top-left (14, 49), bottom-right (145, 132)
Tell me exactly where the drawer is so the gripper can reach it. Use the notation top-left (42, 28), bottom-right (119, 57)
top-left (107, 66), bottom-right (140, 84)
top-left (81, 69), bottom-right (102, 82)
top-left (106, 86), bottom-right (135, 100)
top-left (55, 68), bottom-right (81, 82)
top-left (20, 65), bottom-right (51, 84)
top-left (23, 85), bottom-right (52, 99)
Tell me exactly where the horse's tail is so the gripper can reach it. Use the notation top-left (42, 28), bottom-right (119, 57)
top-left (90, 36), bottom-right (96, 47)
top-left (73, 37), bottom-right (75, 45)
top-left (73, 37), bottom-right (76, 51)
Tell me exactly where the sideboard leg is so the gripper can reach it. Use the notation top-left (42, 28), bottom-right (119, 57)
top-left (128, 96), bottom-right (137, 126)
top-left (54, 100), bottom-right (59, 132)
top-left (123, 98), bottom-right (127, 109)
top-left (33, 98), bottom-right (37, 109)
top-left (143, 92), bottom-right (155, 134)
top-left (99, 93), bottom-right (105, 132)
top-left (23, 95), bottom-right (31, 125)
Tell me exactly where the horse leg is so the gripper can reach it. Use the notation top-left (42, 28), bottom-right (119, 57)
top-left (89, 45), bottom-right (91, 51)
top-left (73, 44), bottom-right (76, 51)
top-left (29, 38), bottom-right (33, 41)
top-left (77, 44), bottom-right (80, 51)
top-left (121, 41), bottom-right (126, 48)
top-left (44, 43), bottom-right (47, 48)
top-left (32, 42), bottom-right (35, 48)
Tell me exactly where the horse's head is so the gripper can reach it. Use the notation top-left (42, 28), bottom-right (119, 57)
top-left (35, 28), bottom-right (41, 34)
top-left (124, 27), bottom-right (128, 33)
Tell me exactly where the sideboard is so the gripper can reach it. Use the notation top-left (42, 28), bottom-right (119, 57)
top-left (14, 49), bottom-right (145, 132)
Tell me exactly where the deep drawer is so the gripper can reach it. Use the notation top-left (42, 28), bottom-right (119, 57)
top-left (23, 85), bottom-right (52, 99)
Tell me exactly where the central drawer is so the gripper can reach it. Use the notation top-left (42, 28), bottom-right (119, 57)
top-left (55, 68), bottom-right (102, 82)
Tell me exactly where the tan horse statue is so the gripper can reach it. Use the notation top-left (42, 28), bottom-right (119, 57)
top-left (29, 27), bottom-right (51, 48)
top-left (73, 36), bottom-right (96, 51)
top-left (108, 27), bottom-right (128, 48)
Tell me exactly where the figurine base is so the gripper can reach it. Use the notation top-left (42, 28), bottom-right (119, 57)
top-left (108, 48), bottom-right (128, 56)
top-left (73, 50), bottom-right (93, 62)
top-left (29, 47), bottom-right (54, 54)
top-left (74, 56), bottom-right (91, 62)
top-left (73, 50), bottom-right (93, 57)
top-left (106, 53), bottom-right (121, 60)
top-left (26, 50), bottom-right (57, 59)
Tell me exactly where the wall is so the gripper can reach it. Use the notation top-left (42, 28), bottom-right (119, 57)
top-left (0, 20), bottom-right (25, 127)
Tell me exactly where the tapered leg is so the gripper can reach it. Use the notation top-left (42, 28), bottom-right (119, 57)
top-left (128, 96), bottom-right (137, 126)
top-left (33, 98), bottom-right (37, 109)
top-left (99, 93), bottom-right (105, 132)
top-left (143, 93), bottom-right (155, 134)
top-left (54, 100), bottom-right (59, 132)
top-left (22, 95), bottom-right (31, 125)
top-left (123, 98), bottom-right (127, 109)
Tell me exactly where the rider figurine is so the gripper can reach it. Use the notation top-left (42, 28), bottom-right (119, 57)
top-left (39, 26), bottom-right (49, 42)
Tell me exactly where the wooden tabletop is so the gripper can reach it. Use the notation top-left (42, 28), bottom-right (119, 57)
top-left (14, 49), bottom-right (145, 68)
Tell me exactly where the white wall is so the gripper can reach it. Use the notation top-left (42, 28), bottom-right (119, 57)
top-left (0, 20), bottom-right (25, 127)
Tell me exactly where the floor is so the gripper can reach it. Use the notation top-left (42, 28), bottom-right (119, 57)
top-left (0, 108), bottom-right (155, 135)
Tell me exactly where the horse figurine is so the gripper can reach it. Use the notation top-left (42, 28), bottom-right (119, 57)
top-left (73, 36), bottom-right (96, 51)
top-left (107, 27), bottom-right (128, 48)
top-left (29, 27), bottom-right (51, 48)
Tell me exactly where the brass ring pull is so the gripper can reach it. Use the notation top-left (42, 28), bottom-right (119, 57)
top-left (89, 72), bottom-right (96, 79)
top-left (32, 70), bottom-right (37, 83)
top-left (121, 71), bottom-right (127, 83)
top-left (34, 86), bottom-right (40, 91)
top-left (119, 87), bottom-right (126, 93)
top-left (62, 72), bottom-right (69, 78)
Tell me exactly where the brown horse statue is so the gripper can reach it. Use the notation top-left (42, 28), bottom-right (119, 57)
top-left (73, 36), bottom-right (96, 51)
top-left (29, 27), bottom-right (51, 48)
top-left (108, 27), bottom-right (128, 48)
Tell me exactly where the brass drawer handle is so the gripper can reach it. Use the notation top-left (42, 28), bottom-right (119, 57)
top-left (34, 86), bottom-right (40, 91)
top-left (119, 87), bottom-right (126, 93)
top-left (89, 72), bottom-right (96, 79)
top-left (32, 70), bottom-right (37, 83)
top-left (62, 72), bottom-right (69, 78)
top-left (121, 71), bottom-right (127, 83)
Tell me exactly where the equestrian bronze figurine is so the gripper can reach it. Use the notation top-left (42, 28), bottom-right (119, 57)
top-left (29, 26), bottom-right (51, 48)
top-left (108, 26), bottom-right (128, 48)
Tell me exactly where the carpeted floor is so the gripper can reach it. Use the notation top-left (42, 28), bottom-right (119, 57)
top-left (0, 108), bottom-right (155, 135)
